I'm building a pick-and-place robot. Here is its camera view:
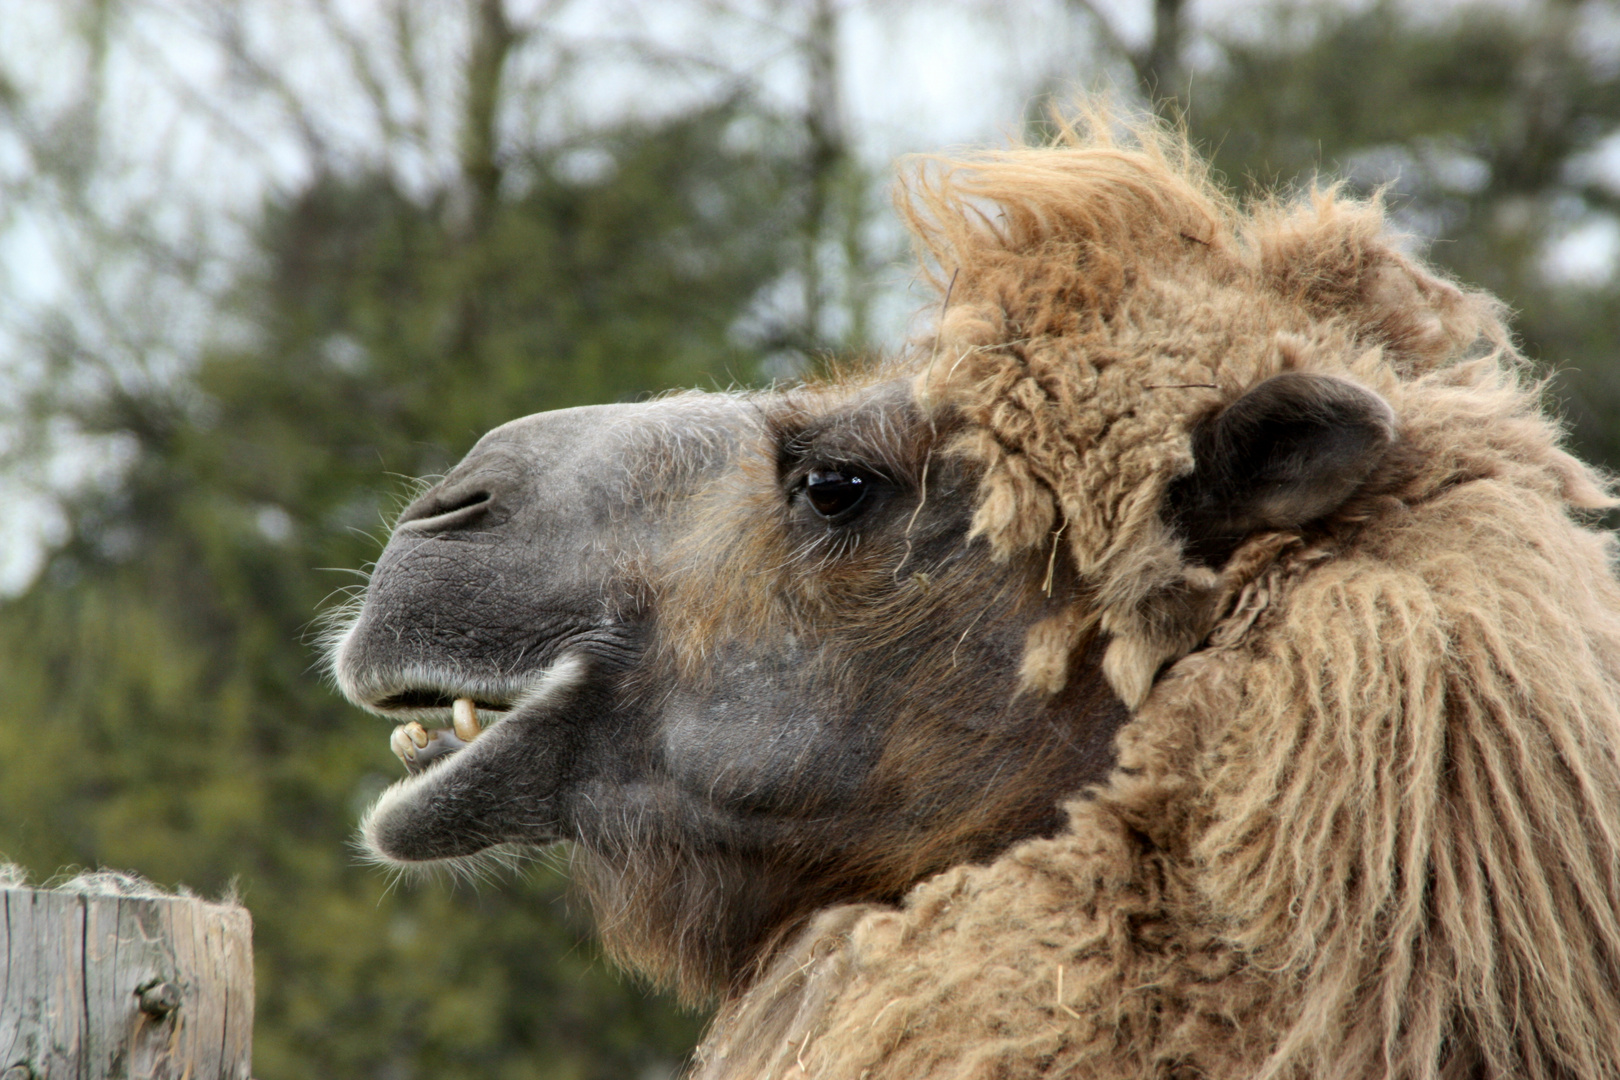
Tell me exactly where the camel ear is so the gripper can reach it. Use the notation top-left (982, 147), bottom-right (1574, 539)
top-left (1166, 373), bottom-right (1396, 564)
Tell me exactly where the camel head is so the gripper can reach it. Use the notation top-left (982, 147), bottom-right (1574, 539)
top-left (332, 360), bottom-right (1394, 997)
top-left (332, 376), bottom-right (1123, 997)
top-left (333, 119), bottom-right (1620, 1080)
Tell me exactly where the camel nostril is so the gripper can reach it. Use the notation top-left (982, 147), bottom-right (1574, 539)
top-left (397, 486), bottom-right (493, 531)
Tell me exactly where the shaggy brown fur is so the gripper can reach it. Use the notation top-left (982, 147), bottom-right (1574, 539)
top-left (585, 383), bottom-right (1130, 997)
top-left (691, 115), bottom-right (1620, 1079)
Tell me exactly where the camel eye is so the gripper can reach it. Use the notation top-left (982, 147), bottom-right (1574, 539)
top-left (804, 468), bottom-right (868, 518)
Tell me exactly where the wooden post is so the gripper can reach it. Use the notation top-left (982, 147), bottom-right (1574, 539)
top-left (0, 878), bottom-right (253, 1080)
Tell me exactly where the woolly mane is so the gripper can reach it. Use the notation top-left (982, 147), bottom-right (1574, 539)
top-left (692, 116), bottom-right (1620, 1079)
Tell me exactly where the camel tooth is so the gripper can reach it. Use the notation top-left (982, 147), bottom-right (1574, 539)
top-left (452, 698), bottom-right (482, 741)
top-left (405, 721), bottom-right (430, 749)
top-left (390, 726), bottom-right (417, 765)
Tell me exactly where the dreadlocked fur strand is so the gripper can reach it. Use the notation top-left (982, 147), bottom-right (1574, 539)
top-left (692, 113), bottom-right (1620, 1079)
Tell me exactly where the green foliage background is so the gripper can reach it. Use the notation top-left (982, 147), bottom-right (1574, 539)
top-left (0, 97), bottom-right (797, 1078)
top-left (1182, 1), bottom-right (1620, 468)
top-left (2, 2), bottom-right (1619, 1077)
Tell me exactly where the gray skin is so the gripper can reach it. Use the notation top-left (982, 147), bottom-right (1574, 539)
top-left (332, 372), bottom-right (1393, 996)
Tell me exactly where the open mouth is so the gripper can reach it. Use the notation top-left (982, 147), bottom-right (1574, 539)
top-left (387, 697), bottom-right (513, 774)
top-left (376, 687), bottom-right (515, 712)
top-left (346, 653), bottom-right (588, 865)
top-left (360, 655), bottom-right (588, 777)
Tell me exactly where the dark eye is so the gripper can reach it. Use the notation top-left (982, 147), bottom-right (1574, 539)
top-left (804, 468), bottom-right (869, 518)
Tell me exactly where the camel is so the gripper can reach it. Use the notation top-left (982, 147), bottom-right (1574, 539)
top-left (332, 116), bottom-right (1620, 1079)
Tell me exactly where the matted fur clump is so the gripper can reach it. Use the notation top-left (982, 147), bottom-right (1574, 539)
top-left (694, 117), bottom-right (1620, 1079)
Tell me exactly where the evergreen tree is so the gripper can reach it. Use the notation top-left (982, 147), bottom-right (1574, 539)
top-left (1151, 1), bottom-right (1620, 468)
top-left (0, 102), bottom-right (797, 1079)
top-left (1062, 0), bottom-right (1620, 466)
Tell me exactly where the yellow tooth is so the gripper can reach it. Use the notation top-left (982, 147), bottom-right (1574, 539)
top-left (405, 721), bottom-right (430, 749)
top-left (390, 726), bottom-right (417, 764)
top-left (453, 698), bottom-right (482, 741)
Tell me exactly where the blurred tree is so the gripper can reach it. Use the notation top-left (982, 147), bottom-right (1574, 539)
top-left (0, 107), bottom-right (794, 1080)
top-left (1061, 0), bottom-right (1620, 468)
top-left (0, 3), bottom-right (801, 1078)
top-left (1189, 0), bottom-right (1620, 468)
top-left (782, 0), bottom-right (884, 357)
top-left (1064, 0), bottom-right (1189, 109)
top-left (631, 0), bottom-right (891, 365)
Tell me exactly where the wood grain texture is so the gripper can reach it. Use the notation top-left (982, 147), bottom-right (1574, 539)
top-left (0, 886), bottom-right (252, 1079)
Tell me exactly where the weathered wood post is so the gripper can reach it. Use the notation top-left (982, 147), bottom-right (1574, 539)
top-left (0, 873), bottom-right (253, 1080)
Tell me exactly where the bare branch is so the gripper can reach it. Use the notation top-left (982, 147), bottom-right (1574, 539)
top-left (1063, 0), bottom-right (1187, 110)
top-left (117, 10), bottom-right (286, 171)
top-left (390, 0), bottom-right (431, 132)
top-left (456, 0), bottom-right (515, 229)
top-left (312, 0), bottom-right (422, 153)
top-left (181, 0), bottom-right (334, 168)
top-left (1064, 0), bottom-right (1142, 80)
